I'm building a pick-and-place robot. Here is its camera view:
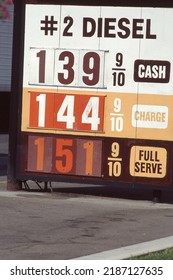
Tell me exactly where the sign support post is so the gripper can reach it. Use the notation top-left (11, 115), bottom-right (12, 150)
top-left (7, 0), bottom-right (25, 190)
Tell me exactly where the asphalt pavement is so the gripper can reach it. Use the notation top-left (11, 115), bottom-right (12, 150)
top-left (0, 134), bottom-right (173, 260)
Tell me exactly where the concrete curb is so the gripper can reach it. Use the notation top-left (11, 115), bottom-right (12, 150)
top-left (73, 236), bottom-right (173, 260)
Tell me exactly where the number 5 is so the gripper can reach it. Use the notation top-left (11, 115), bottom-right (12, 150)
top-left (56, 139), bottom-right (73, 173)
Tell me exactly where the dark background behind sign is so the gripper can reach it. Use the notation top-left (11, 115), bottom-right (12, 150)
top-left (25, 0), bottom-right (173, 7)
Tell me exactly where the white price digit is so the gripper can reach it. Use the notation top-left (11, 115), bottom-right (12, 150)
top-left (57, 95), bottom-right (75, 129)
top-left (36, 93), bottom-right (46, 127)
top-left (110, 98), bottom-right (124, 132)
top-left (82, 97), bottom-right (100, 130)
top-left (114, 98), bottom-right (121, 112)
top-left (35, 94), bottom-right (102, 131)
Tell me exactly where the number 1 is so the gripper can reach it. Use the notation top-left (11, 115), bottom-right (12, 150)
top-left (34, 138), bottom-right (45, 171)
top-left (36, 93), bottom-right (46, 127)
top-left (37, 50), bottom-right (46, 83)
top-left (83, 141), bottom-right (93, 175)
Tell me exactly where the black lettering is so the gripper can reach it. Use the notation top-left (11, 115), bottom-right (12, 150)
top-left (146, 19), bottom-right (157, 39)
top-left (118, 18), bottom-right (130, 38)
top-left (139, 150), bottom-right (144, 160)
top-left (63, 16), bottom-right (73, 36)
top-left (104, 18), bottom-right (116, 37)
top-left (155, 151), bottom-right (160, 162)
top-left (10, 269), bottom-right (15, 276)
top-left (35, 269), bottom-right (41, 275)
top-left (134, 162), bottom-right (140, 172)
top-left (152, 163), bottom-right (157, 174)
top-left (98, 18), bottom-right (103, 37)
top-left (133, 19), bottom-right (144, 38)
top-left (66, 266), bottom-right (71, 275)
top-left (144, 151), bottom-right (150, 161)
top-left (157, 164), bottom-right (162, 174)
top-left (140, 162), bottom-right (145, 172)
top-left (146, 163), bottom-right (152, 173)
top-left (83, 17), bottom-right (96, 37)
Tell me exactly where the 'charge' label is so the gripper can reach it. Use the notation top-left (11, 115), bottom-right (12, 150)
top-left (131, 104), bottom-right (168, 129)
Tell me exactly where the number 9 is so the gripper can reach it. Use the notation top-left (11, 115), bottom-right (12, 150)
top-left (83, 52), bottom-right (100, 86)
top-left (111, 142), bottom-right (120, 158)
top-left (114, 98), bottom-right (121, 113)
top-left (116, 53), bottom-right (123, 67)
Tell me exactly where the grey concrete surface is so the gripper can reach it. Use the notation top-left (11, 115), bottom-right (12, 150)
top-left (0, 179), bottom-right (173, 260)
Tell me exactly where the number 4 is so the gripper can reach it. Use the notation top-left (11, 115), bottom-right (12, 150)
top-left (82, 97), bottom-right (100, 130)
top-left (57, 95), bottom-right (100, 130)
top-left (57, 95), bottom-right (75, 129)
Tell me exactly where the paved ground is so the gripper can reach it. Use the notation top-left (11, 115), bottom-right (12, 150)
top-left (1, 177), bottom-right (173, 260)
top-left (0, 134), bottom-right (173, 260)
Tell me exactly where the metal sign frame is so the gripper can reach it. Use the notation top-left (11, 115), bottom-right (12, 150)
top-left (8, 0), bottom-right (173, 190)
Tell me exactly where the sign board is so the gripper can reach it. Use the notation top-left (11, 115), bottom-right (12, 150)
top-left (9, 1), bottom-right (173, 188)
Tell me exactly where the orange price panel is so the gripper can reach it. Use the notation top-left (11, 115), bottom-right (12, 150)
top-left (27, 135), bottom-right (53, 173)
top-left (75, 139), bottom-right (102, 177)
top-left (54, 93), bottom-right (104, 132)
top-left (29, 92), bottom-right (54, 129)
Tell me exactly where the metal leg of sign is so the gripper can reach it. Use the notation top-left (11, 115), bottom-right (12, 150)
top-left (35, 181), bottom-right (53, 192)
top-left (7, 178), bottom-right (22, 191)
top-left (44, 182), bottom-right (53, 193)
top-left (152, 189), bottom-right (162, 203)
top-left (22, 181), bottom-right (30, 191)
top-left (21, 180), bottom-right (54, 192)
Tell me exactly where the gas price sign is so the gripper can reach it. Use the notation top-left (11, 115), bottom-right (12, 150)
top-left (19, 3), bottom-right (173, 186)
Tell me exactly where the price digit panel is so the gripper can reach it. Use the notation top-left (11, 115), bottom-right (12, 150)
top-left (29, 92), bottom-right (105, 132)
top-left (20, 134), bottom-right (172, 186)
top-left (29, 48), bottom-right (106, 88)
top-left (27, 135), bottom-right (102, 177)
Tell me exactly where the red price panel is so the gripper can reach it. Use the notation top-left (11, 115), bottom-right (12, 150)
top-left (29, 92), bottom-right (105, 132)
top-left (27, 135), bottom-right (102, 177)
